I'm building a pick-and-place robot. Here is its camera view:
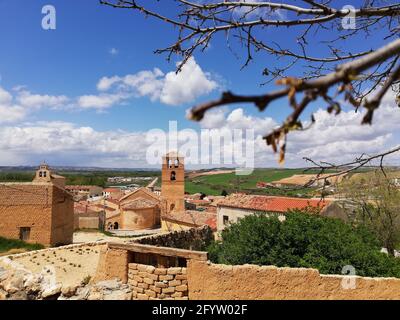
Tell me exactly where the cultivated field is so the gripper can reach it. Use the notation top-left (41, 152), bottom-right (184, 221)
top-left (184, 168), bottom-right (323, 197)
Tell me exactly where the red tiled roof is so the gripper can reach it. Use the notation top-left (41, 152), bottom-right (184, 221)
top-left (122, 197), bottom-right (158, 210)
top-left (90, 204), bottom-right (116, 211)
top-left (104, 188), bottom-right (122, 193)
top-left (66, 185), bottom-right (97, 191)
top-left (106, 198), bottom-right (120, 205)
top-left (218, 194), bottom-right (331, 213)
top-left (186, 199), bottom-right (211, 205)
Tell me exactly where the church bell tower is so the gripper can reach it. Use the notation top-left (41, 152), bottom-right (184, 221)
top-left (161, 151), bottom-right (185, 214)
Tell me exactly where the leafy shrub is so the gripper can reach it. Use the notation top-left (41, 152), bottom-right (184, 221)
top-left (208, 211), bottom-right (400, 278)
top-left (0, 236), bottom-right (44, 253)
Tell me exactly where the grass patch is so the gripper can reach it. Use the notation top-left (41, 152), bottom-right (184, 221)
top-left (0, 236), bottom-right (44, 254)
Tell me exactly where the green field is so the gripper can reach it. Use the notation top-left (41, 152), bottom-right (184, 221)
top-left (0, 167), bottom-right (346, 198)
top-left (0, 170), bottom-right (160, 187)
top-left (185, 168), bottom-right (321, 197)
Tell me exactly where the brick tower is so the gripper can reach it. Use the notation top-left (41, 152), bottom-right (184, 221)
top-left (161, 151), bottom-right (185, 214)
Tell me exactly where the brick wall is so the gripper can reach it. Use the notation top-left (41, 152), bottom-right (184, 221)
top-left (51, 185), bottom-right (74, 245)
top-left (0, 183), bottom-right (73, 246)
top-left (128, 263), bottom-right (188, 300)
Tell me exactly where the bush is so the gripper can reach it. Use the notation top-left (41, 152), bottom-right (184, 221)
top-left (208, 211), bottom-right (400, 278)
top-left (0, 236), bottom-right (44, 253)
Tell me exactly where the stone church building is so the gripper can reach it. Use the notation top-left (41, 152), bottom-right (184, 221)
top-left (106, 187), bottom-right (161, 231)
top-left (0, 163), bottom-right (74, 246)
top-left (105, 152), bottom-right (187, 231)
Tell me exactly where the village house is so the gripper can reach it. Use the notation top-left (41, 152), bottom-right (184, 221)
top-left (73, 201), bottom-right (104, 230)
top-left (216, 193), bottom-right (346, 232)
top-left (65, 185), bottom-right (103, 201)
top-left (102, 187), bottom-right (125, 200)
top-left (0, 163), bottom-right (74, 246)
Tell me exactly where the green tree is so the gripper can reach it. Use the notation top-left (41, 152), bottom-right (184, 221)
top-left (339, 171), bottom-right (400, 256)
top-left (208, 211), bottom-right (400, 278)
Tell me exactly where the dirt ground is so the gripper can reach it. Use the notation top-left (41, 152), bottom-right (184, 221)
top-left (187, 169), bottom-right (235, 179)
top-left (0, 243), bottom-right (104, 288)
top-left (0, 229), bottom-right (168, 288)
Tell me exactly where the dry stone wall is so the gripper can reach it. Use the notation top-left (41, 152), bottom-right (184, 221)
top-left (135, 226), bottom-right (213, 251)
top-left (128, 263), bottom-right (188, 300)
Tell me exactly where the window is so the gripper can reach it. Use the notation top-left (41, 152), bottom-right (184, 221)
top-left (223, 215), bottom-right (229, 226)
top-left (39, 171), bottom-right (43, 177)
top-left (170, 171), bottom-right (176, 181)
top-left (43, 171), bottom-right (47, 177)
top-left (19, 227), bottom-right (31, 241)
top-left (174, 159), bottom-right (179, 168)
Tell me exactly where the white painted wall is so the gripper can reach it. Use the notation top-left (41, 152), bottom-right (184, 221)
top-left (217, 206), bottom-right (285, 232)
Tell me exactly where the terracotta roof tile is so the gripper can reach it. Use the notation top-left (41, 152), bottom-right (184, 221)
top-left (122, 197), bottom-right (158, 210)
top-left (218, 194), bottom-right (331, 213)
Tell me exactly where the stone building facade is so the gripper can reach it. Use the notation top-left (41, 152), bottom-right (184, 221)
top-left (0, 164), bottom-right (74, 246)
top-left (105, 187), bottom-right (161, 230)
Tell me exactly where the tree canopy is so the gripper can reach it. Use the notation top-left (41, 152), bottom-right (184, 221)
top-left (208, 210), bottom-right (400, 277)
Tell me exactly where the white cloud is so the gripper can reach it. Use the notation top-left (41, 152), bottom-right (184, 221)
top-left (0, 57), bottom-right (218, 120)
top-left (77, 93), bottom-right (127, 110)
top-left (0, 86), bottom-right (27, 123)
top-left (109, 48), bottom-right (119, 55)
top-left (197, 93), bottom-right (400, 167)
top-left (97, 75), bottom-right (123, 91)
top-left (1, 96), bottom-right (400, 168)
top-left (160, 58), bottom-right (218, 105)
top-left (97, 57), bottom-right (218, 106)
top-left (97, 68), bottom-right (165, 102)
top-left (0, 121), bottom-right (150, 167)
top-left (16, 90), bottom-right (69, 109)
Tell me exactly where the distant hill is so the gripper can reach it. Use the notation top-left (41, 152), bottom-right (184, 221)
top-left (0, 166), bottom-right (160, 173)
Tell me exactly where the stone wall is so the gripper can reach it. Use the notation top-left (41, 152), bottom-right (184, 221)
top-left (135, 226), bottom-right (213, 251)
top-left (187, 260), bottom-right (400, 300)
top-left (122, 207), bottom-right (160, 230)
top-left (128, 263), bottom-right (188, 300)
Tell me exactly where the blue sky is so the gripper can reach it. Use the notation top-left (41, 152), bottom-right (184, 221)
top-left (0, 0), bottom-right (398, 168)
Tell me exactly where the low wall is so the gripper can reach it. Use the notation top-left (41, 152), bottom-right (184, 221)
top-left (135, 226), bottom-right (213, 251)
top-left (128, 263), bottom-right (188, 300)
top-left (77, 217), bottom-right (99, 230)
top-left (187, 260), bottom-right (400, 300)
top-left (93, 242), bottom-right (207, 288)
